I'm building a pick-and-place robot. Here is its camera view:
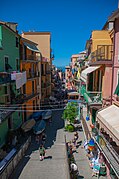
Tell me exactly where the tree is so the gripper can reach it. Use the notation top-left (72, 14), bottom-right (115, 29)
top-left (62, 102), bottom-right (78, 124)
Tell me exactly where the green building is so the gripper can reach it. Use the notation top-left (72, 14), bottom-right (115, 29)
top-left (0, 22), bottom-right (22, 149)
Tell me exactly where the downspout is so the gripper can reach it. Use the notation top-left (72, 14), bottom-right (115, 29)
top-left (111, 21), bottom-right (116, 105)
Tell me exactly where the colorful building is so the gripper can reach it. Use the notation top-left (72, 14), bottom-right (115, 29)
top-left (80, 10), bottom-right (119, 178)
top-left (21, 32), bottom-right (53, 102)
top-left (20, 37), bottom-right (41, 122)
top-left (0, 21), bottom-right (22, 148)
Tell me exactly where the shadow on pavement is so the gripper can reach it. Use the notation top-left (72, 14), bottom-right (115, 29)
top-left (44, 110), bottom-right (64, 149)
top-left (9, 110), bottom-right (64, 179)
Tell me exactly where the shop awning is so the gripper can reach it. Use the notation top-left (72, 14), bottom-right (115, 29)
top-left (24, 42), bottom-right (40, 53)
top-left (96, 105), bottom-right (119, 145)
top-left (21, 119), bottom-right (36, 132)
top-left (80, 66), bottom-right (100, 83)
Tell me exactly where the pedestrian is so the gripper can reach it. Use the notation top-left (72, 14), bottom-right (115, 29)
top-left (36, 135), bottom-right (41, 144)
top-left (39, 145), bottom-right (46, 161)
top-left (67, 141), bottom-right (73, 157)
top-left (41, 133), bottom-right (47, 145)
top-left (70, 162), bottom-right (79, 179)
top-left (74, 132), bottom-right (79, 141)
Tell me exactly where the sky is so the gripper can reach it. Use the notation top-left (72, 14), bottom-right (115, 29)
top-left (1, 0), bottom-right (117, 67)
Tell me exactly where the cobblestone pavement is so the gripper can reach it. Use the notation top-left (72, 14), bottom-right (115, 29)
top-left (9, 110), bottom-right (107, 179)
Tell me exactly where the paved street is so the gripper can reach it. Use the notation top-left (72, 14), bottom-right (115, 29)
top-left (9, 109), bottom-right (104, 179)
top-left (9, 110), bottom-right (69, 179)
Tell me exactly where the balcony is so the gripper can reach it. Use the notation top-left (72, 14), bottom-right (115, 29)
top-left (0, 72), bottom-right (12, 84)
top-left (27, 72), bottom-right (39, 79)
top-left (22, 54), bottom-right (41, 62)
top-left (80, 85), bottom-right (102, 104)
top-left (89, 45), bottom-right (113, 65)
top-left (11, 93), bottom-right (39, 104)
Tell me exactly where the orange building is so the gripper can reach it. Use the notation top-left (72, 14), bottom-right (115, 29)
top-left (20, 37), bottom-right (41, 121)
top-left (21, 32), bottom-right (53, 102)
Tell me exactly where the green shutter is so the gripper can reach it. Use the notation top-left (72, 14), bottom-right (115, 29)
top-left (114, 83), bottom-right (119, 96)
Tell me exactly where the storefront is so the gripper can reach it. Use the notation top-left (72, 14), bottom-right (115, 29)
top-left (95, 104), bottom-right (119, 178)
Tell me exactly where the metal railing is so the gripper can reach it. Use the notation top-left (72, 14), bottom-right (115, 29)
top-left (80, 85), bottom-right (102, 103)
top-left (0, 136), bottom-right (31, 179)
top-left (91, 45), bottom-right (113, 62)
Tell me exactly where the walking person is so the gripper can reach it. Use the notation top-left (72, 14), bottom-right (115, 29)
top-left (41, 132), bottom-right (47, 146)
top-left (74, 132), bottom-right (79, 141)
top-left (39, 144), bottom-right (46, 161)
top-left (36, 134), bottom-right (41, 144)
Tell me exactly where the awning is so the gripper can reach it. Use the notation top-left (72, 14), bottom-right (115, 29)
top-left (21, 119), bottom-right (36, 132)
top-left (80, 66), bottom-right (100, 83)
top-left (24, 42), bottom-right (40, 53)
top-left (83, 93), bottom-right (92, 103)
top-left (96, 105), bottom-right (119, 145)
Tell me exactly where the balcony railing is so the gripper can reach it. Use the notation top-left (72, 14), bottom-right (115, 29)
top-left (22, 54), bottom-right (41, 62)
top-left (26, 71), bottom-right (40, 79)
top-left (11, 92), bottom-right (39, 104)
top-left (91, 45), bottom-right (113, 63)
top-left (80, 85), bottom-right (102, 104)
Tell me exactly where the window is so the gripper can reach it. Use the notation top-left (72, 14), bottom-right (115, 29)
top-left (16, 37), bottom-right (19, 47)
top-left (4, 56), bottom-right (8, 71)
top-left (16, 59), bottom-right (19, 71)
top-left (8, 117), bottom-right (12, 129)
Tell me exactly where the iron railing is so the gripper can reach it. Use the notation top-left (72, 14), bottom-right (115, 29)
top-left (91, 45), bottom-right (113, 62)
top-left (80, 85), bottom-right (102, 104)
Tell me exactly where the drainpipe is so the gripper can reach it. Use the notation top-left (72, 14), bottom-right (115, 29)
top-left (111, 21), bottom-right (116, 105)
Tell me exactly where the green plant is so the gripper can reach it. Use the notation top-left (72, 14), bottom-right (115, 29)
top-left (65, 124), bottom-right (75, 132)
top-left (62, 102), bottom-right (78, 124)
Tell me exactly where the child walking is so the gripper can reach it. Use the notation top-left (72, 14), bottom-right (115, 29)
top-left (39, 145), bottom-right (46, 161)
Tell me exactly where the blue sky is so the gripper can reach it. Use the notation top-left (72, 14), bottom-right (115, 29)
top-left (1, 0), bottom-right (117, 67)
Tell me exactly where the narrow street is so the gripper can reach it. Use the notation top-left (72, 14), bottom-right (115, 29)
top-left (9, 110), bottom-right (101, 179)
top-left (9, 110), bottom-right (69, 179)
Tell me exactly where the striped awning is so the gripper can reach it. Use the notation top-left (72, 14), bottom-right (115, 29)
top-left (80, 66), bottom-right (100, 83)
top-left (96, 105), bottom-right (119, 145)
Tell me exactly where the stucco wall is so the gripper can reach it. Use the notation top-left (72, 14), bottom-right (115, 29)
top-left (0, 25), bottom-right (20, 71)
top-left (113, 18), bottom-right (119, 94)
top-left (92, 30), bottom-right (112, 52)
top-left (102, 67), bottom-right (112, 99)
top-left (22, 32), bottom-right (51, 61)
